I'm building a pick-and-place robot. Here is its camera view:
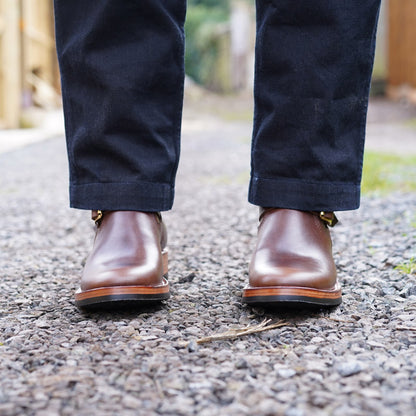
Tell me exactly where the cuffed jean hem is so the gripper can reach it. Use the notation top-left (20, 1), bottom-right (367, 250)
top-left (69, 181), bottom-right (174, 212)
top-left (248, 176), bottom-right (360, 212)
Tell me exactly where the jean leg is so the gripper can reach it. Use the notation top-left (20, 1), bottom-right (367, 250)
top-left (54, 0), bottom-right (186, 211)
top-left (250, 0), bottom-right (381, 211)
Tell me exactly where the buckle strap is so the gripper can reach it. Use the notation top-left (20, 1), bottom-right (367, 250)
top-left (259, 207), bottom-right (338, 227)
top-left (315, 211), bottom-right (338, 227)
top-left (154, 212), bottom-right (163, 223)
top-left (91, 210), bottom-right (163, 227)
top-left (91, 210), bottom-right (103, 226)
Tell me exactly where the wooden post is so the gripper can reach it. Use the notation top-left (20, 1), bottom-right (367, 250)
top-left (230, 0), bottom-right (252, 91)
top-left (21, 0), bottom-right (60, 108)
top-left (388, 0), bottom-right (416, 102)
top-left (0, 0), bottom-right (21, 128)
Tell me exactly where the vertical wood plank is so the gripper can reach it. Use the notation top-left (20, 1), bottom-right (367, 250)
top-left (388, 0), bottom-right (416, 87)
top-left (0, 0), bottom-right (21, 128)
top-left (22, 0), bottom-right (59, 107)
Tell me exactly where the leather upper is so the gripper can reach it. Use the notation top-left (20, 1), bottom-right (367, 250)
top-left (81, 211), bottom-right (167, 291)
top-left (248, 208), bottom-right (337, 290)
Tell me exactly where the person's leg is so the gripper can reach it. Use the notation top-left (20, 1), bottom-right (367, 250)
top-left (54, 0), bottom-right (186, 212)
top-left (54, 0), bottom-right (186, 308)
top-left (244, 0), bottom-right (381, 305)
top-left (250, 0), bottom-right (381, 211)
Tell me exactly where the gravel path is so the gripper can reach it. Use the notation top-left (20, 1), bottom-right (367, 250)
top-left (0, 111), bottom-right (415, 416)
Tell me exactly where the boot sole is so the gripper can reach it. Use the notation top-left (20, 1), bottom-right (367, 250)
top-left (242, 285), bottom-right (342, 306)
top-left (75, 250), bottom-right (169, 309)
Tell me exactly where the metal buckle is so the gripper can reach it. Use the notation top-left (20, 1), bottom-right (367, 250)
top-left (92, 210), bottom-right (103, 225)
top-left (319, 211), bottom-right (338, 227)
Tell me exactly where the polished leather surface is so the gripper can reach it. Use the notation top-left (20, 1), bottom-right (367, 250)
top-left (248, 209), bottom-right (337, 290)
top-left (81, 211), bottom-right (167, 291)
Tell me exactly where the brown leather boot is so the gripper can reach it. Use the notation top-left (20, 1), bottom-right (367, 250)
top-left (243, 208), bottom-right (342, 306)
top-left (75, 210), bottom-right (169, 308)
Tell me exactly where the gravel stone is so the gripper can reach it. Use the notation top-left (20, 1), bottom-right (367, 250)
top-left (285, 408), bottom-right (305, 416)
top-left (276, 368), bottom-right (296, 379)
top-left (336, 361), bottom-right (364, 377)
top-left (1, 102), bottom-right (416, 415)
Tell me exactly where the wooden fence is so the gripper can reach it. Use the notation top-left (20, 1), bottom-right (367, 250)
top-left (1, 0), bottom-right (415, 128)
top-left (0, 0), bottom-right (59, 128)
top-left (388, 0), bottom-right (416, 102)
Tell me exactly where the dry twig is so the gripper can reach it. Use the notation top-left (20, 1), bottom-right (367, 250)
top-left (396, 326), bottom-right (416, 331)
top-left (324, 317), bottom-right (356, 324)
top-left (196, 319), bottom-right (288, 344)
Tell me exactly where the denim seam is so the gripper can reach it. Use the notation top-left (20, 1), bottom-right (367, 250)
top-left (53, 1), bottom-right (78, 185)
top-left (356, 2), bottom-right (382, 186)
top-left (251, 175), bottom-right (358, 187)
top-left (70, 180), bottom-right (173, 187)
top-left (169, 21), bottom-right (185, 186)
top-left (252, 0), bottom-right (272, 178)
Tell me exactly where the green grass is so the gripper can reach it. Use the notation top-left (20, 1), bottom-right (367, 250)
top-left (394, 257), bottom-right (416, 275)
top-left (361, 151), bottom-right (416, 195)
top-left (219, 110), bottom-right (253, 122)
top-left (404, 118), bottom-right (416, 129)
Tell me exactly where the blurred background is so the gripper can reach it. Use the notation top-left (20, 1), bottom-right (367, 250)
top-left (0, 0), bottom-right (415, 194)
top-left (1, 0), bottom-right (416, 127)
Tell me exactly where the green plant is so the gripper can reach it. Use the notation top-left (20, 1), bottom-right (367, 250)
top-left (394, 257), bottom-right (416, 275)
top-left (185, 1), bottom-right (230, 90)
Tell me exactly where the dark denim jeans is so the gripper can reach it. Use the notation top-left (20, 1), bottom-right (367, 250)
top-left (54, 0), bottom-right (381, 212)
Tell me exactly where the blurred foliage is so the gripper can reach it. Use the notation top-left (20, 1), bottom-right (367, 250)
top-left (188, 0), bottom-right (230, 9)
top-left (185, 0), bottom-right (231, 90)
top-left (405, 118), bottom-right (416, 129)
top-left (394, 258), bottom-right (416, 275)
top-left (361, 151), bottom-right (416, 194)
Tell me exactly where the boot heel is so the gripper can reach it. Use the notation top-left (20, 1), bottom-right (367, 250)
top-left (162, 249), bottom-right (168, 276)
